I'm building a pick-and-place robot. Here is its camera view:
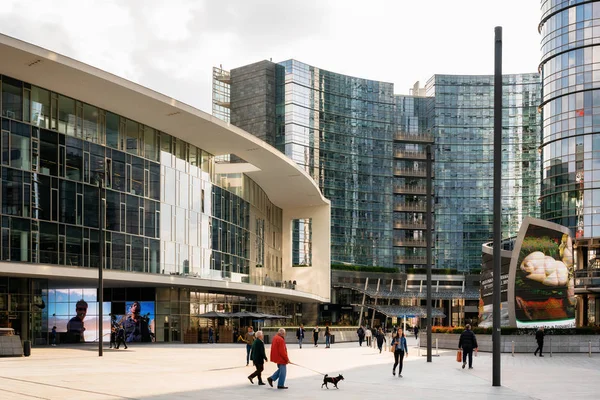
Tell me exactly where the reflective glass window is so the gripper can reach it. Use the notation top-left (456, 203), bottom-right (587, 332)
top-left (1, 77), bottom-right (22, 121)
top-left (82, 104), bottom-right (98, 143)
top-left (30, 86), bottom-right (50, 129)
top-left (58, 95), bottom-right (76, 136)
top-left (106, 112), bottom-right (119, 149)
top-left (125, 119), bottom-right (138, 155)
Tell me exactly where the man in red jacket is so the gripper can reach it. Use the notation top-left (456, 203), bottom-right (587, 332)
top-left (267, 328), bottom-right (290, 389)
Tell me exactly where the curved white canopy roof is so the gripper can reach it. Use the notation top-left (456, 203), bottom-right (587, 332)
top-left (0, 34), bottom-right (328, 210)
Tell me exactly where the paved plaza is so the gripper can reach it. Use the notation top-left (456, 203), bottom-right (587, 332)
top-left (1, 337), bottom-right (599, 399)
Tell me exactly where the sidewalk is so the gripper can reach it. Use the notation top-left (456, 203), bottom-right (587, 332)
top-left (0, 337), bottom-right (598, 399)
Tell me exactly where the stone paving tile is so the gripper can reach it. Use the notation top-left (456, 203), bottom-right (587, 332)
top-left (0, 337), bottom-right (598, 400)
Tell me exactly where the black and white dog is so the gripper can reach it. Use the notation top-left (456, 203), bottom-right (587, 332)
top-left (321, 374), bottom-right (344, 389)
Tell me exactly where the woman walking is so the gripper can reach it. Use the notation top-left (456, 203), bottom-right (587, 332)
top-left (313, 325), bottom-right (319, 347)
top-left (391, 328), bottom-right (408, 377)
top-left (376, 327), bottom-right (386, 353)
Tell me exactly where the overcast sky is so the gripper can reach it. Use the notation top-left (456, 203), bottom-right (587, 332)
top-left (0, 0), bottom-right (541, 113)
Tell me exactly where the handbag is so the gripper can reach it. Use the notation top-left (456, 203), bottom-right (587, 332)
top-left (390, 344), bottom-right (396, 352)
top-left (456, 349), bottom-right (462, 362)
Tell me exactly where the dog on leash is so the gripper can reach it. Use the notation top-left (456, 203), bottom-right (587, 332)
top-left (321, 374), bottom-right (344, 389)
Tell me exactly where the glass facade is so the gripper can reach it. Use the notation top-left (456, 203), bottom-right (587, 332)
top-left (426, 74), bottom-right (541, 272)
top-left (0, 73), bottom-right (283, 285)
top-left (276, 60), bottom-right (395, 267)
top-left (393, 94), bottom-right (434, 269)
top-left (540, 0), bottom-right (600, 324)
top-left (220, 60), bottom-right (541, 273)
top-left (540, 1), bottom-right (600, 237)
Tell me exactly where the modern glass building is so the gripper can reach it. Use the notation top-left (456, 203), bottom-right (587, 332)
top-left (216, 62), bottom-right (541, 277)
top-left (539, 0), bottom-right (600, 325)
top-left (426, 74), bottom-right (541, 272)
top-left (224, 60), bottom-right (396, 268)
top-left (0, 34), bottom-right (331, 345)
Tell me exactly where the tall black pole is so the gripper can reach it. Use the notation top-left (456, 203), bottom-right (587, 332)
top-left (98, 179), bottom-right (104, 357)
top-left (492, 26), bottom-right (502, 387)
top-left (426, 144), bottom-right (432, 362)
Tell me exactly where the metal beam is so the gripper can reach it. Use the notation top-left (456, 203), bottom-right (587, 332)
top-left (98, 180), bottom-right (104, 357)
top-left (493, 26), bottom-right (503, 387)
top-left (426, 144), bottom-right (433, 362)
top-left (358, 277), bottom-right (369, 327)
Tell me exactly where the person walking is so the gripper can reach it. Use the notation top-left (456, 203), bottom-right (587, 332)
top-left (357, 325), bottom-right (365, 346)
top-left (325, 324), bottom-right (332, 348)
top-left (414, 326), bottom-right (419, 341)
top-left (248, 330), bottom-right (268, 385)
top-left (115, 326), bottom-right (128, 350)
top-left (267, 328), bottom-right (290, 390)
top-left (208, 326), bottom-right (214, 344)
top-left (376, 327), bottom-right (386, 353)
top-left (458, 324), bottom-right (478, 369)
top-left (50, 326), bottom-right (57, 346)
top-left (365, 326), bottom-right (372, 347)
top-left (295, 324), bottom-right (305, 349)
top-left (313, 325), bottom-right (319, 347)
top-left (534, 327), bottom-right (545, 357)
top-left (391, 328), bottom-right (408, 377)
top-left (109, 326), bottom-right (117, 349)
top-left (244, 326), bottom-right (256, 366)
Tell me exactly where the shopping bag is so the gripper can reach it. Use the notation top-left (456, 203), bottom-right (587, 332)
top-left (456, 349), bottom-right (462, 362)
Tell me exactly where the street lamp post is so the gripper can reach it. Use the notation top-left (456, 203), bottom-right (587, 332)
top-left (426, 144), bottom-right (432, 362)
top-left (98, 179), bottom-right (104, 357)
top-left (492, 26), bottom-right (503, 387)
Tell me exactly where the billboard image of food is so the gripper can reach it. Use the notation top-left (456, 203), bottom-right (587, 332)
top-left (509, 218), bottom-right (576, 328)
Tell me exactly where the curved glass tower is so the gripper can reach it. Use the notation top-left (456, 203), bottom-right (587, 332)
top-left (540, 0), bottom-right (600, 324)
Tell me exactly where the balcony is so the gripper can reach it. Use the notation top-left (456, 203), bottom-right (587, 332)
top-left (394, 168), bottom-right (433, 178)
top-left (394, 256), bottom-right (427, 264)
top-left (574, 269), bottom-right (600, 292)
top-left (394, 185), bottom-right (427, 194)
top-left (394, 221), bottom-right (427, 229)
top-left (394, 132), bottom-right (434, 143)
top-left (394, 239), bottom-right (427, 247)
top-left (394, 150), bottom-right (427, 160)
top-left (394, 203), bottom-right (427, 212)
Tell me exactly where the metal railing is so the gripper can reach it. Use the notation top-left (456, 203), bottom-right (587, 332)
top-left (394, 203), bottom-right (427, 212)
top-left (574, 269), bottom-right (600, 288)
top-left (394, 168), bottom-right (431, 177)
top-left (394, 185), bottom-right (427, 194)
top-left (394, 256), bottom-right (428, 264)
top-left (394, 239), bottom-right (427, 247)
top-left (394, 150), bottom-right (427, 159)
top-left (394, 221), bottom-right (427, 229)
top-left (394, 133), bottom-right (434, 142)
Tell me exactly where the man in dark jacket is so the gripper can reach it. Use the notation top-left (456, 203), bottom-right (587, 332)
top-left (296, 324), bottom-right (305, 349)
top-left (458, 324), bottom-right (478, 369)
top-left (534, 327), bottom-right (545, 357)
top-left (248, 331), bottom-right (268, 385)
top-left (357, 325), bottom-right (365, 346)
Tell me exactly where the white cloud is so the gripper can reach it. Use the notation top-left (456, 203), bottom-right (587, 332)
top-left (0, 0), bottom-right (541, 112)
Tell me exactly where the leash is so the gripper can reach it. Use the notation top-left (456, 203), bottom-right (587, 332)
top-left (289, 362), bottom-right (327, 376)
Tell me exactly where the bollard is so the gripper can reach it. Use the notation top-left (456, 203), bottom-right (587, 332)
top-left (511, 340), bottom-right (515, 357)
top-left (435, 338), bottom-right (439, 356)
top-left (589, 341), bottom-right (592, 358)
top-left (549, 337), bottom-right (552, 357)
top-left (418, 343), bottom-right (421, 357)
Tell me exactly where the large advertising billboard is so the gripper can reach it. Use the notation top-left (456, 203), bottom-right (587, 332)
top-left (508, 218), bottom-right (576, 328)
top-left (43, 288), bottom-right (155, 343)
top-left (479, 243), bottom-right (511, 328)
top-left (480, 217), bottom-right (576, 328)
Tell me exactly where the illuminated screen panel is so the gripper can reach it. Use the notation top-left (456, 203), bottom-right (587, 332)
top-left (509, 218), bottom-right (575, 328)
